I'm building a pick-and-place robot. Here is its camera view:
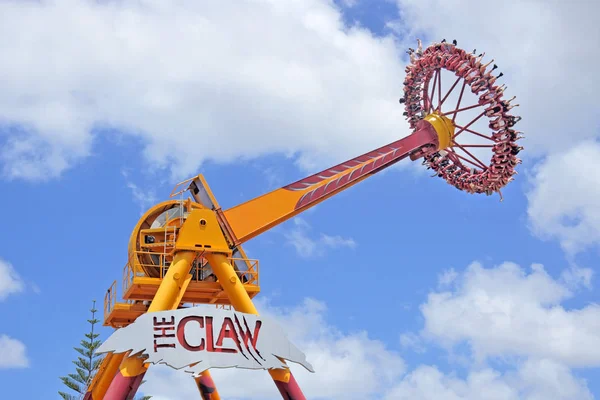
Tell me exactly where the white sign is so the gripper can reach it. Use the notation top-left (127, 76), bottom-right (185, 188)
top-left (97, 305), bottom-right (314, 375)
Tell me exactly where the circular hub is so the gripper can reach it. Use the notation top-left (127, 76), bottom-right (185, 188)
top-left (424, 112), bottom-right (455, 150)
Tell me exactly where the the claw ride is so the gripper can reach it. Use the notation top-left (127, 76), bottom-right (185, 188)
top-left (86, 41), bottom-right (523, 400)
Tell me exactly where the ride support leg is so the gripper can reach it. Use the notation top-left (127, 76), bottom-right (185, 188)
top-left (205, 253), bottom-right (307, 400)
top-left (82, 352), bottom-right (126, 400)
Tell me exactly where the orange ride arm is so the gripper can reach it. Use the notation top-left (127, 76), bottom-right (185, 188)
top-left (223, 120), bottom-right (439, 244)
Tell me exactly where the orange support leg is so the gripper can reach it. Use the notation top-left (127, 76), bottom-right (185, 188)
top-left (195, 371), bottom-right (221, 400)
top-left (205, 253), bottom-right (307, 400)
top-left (103, 356), bottom-right (146, 399)
top-left (82, 352), bottom-right (125, 400)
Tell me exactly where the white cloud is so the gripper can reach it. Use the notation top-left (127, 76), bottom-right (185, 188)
top-left (340, 0), bottom-right (359, 7)
top-left (144, 298), bottom-right (405, 400)
top-left (438, 268), bottom-right (458, 287)
top-left (121, 169), bottom-right (158, 214)
top-left (560, 264), bottom-right (593, 291)
top-left (517, 358), bottom-right (593, 400)
top-left (527, 141), bottom-right (600, 254)
top-left (260, 166), bottom-right (284, 189)
top-left (390, 261), bottom-right (598, 399)
top-left (0, 261), bottom-right (31, 370)
top-left (399, 332), bottom-right (425, 354)
top-left (0, 335), bottom-right (29, 369)
top-left (320, 233), bottom-right (357, 249)
top-left (385, 359), bottom-right (593, 400)
top-left (0, 0), bottom-right (406, 181)
top-left (386, 365), bottom-right (519, 400)
top-left (0, 258), bottom-right (24, 301)
top-left (284, 217), bottom-right (356, 257)
top-left (420, 261), bottom-right (600, 368)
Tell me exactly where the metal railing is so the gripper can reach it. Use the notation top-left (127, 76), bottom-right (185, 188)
top-left (123, 252), bottom-right (260, 296)
top-left (104, 281), bottom-right (117, 322)
top-left (229, 257), bottom-right (259, 285)
top-left (107, 257), bottom-right (251, 322)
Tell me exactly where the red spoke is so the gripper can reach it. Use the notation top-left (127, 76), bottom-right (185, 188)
top-left (453, 111), bottom-right (486, 139)
top-left (426, 84), bottom-right (433, 113)
top-left (458, 144), bottom-right (494, 148)
top-left (446, 149), bottom-right (467, 170)
top-left (448, 149), bottom-right (482, 170)
top-left (442, 102), bottom-right (487, 116)
top-left (452, 150), bottom-right (486, 170)
top-left (453, 142), bottom-right (488, 170)
top-left (454, 124), bottom-right (496, 141)
top-left (430, 70), bottom-right (439, 112)
top-left (437, 68), bottom-right (442, 108)
top-left (437, 76), bottom-right (461, 112)
top-left (452, 80), bottom-right (467, 123)
top-left (427, 74), bottom-right (437, 112)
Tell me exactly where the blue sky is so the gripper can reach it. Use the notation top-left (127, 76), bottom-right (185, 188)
top-left (1, 1), bottom-right (600, 399)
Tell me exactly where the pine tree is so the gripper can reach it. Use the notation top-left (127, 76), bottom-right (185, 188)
top-left (59, 300), bottom-right (104, 399)
top-left (59, 300), bottom-right (152, 400)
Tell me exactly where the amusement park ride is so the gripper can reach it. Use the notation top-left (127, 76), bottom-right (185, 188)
top-left (86, 40), bottom-right (523, 399)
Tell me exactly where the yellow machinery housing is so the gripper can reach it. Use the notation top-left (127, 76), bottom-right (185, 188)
top-left (103, 180), bottom-right (260, 329)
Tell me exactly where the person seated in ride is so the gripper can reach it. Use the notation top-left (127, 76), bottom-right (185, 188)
top-left (467, 57), bottom-right (494, 82)
top-left (481, 72), bottom-right (503, 89)
top-left (489, 115), bottom-right (509, 130)
top-left (488, 163), bottom-right (507, 176)
top-left (493, 141), bottom-right (511, 152)
top-left (506, 129), bottom-right (525, 141)
top-left (440, 38), bottom-right (453, 52)
top-left (416, 38), bottom-right (423, 56)
top-left (466, 52), bottom-right (485, 68)
top-left (507, 115), bottom-right (522, 127)
top-left (485, 102), bottom-right (507, 118)
top-left (499, 96), bottom-right (518, 112)
top-left (510, 144), bottom-right (523, 155)
top-left (477, 58), bottom-right (496, 72)
top-left (493, 153), bottom-right (510, 164)
top-left (446, 49), bottom-right (468, 69)
top-left (456, 55), bottom-right (477, 75)
top-left (457, 52), bottom-right (486, 80)
top-left (464, 67), bottom-right (482, 84)
top-left (479, 85), bottom-right (505, 104)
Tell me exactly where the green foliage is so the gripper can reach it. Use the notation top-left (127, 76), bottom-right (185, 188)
top-left (59, 300), bottom-right (152, 400)
top-left (59, 300), bottom-right (104, 399)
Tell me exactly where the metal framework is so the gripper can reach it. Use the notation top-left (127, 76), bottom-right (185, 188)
top-left (84, 40), bottom-right (523, 400)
